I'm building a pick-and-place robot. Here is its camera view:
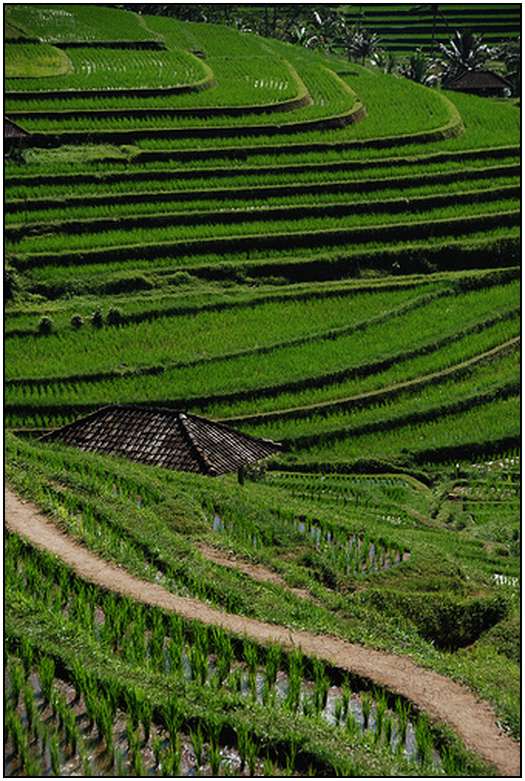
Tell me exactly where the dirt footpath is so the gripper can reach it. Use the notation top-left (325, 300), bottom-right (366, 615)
top-left (5, 487), bottom-right (520, 777)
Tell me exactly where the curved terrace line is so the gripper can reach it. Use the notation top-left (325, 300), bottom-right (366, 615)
top-left (223, 336), bottom-right (521, 426)
top-left (6, 185), bottom-right (520, 239)
top-left (12, 68), bottom-right (366, 144)
top-left (5, 275), bottom-right (455, 339)
top-left (7, 163), bottom-right (518, 213)
top-left (5, 488), bottom-right (520, 777)
top-left (6, 288), bottom-right (448, 386)
top-left (5, 146), bottom-right (519, 189)
top-left (6, 62), bottom-right (312, 119)
top-left (8, 78), bottom-right (461, 150)
top-left (8, 266), bottom-right (514, 339)
top-left (5, 52), bottom-right (215, 99)
top-left (9, 209), bottom-right (520, 268)
top-left (5, 312), bottom-right (518, 421)
top-left (277, 381), bottom-right (520, 450)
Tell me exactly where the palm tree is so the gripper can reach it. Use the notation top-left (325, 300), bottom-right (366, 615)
top-left (497, 36), bottom-right (520, 96)
top-left (289, 24), bottom-right (319, 49)
top-left (370, 48), bottom-right (398, 75)
top-left (304, 9), bottom-right (347, 54)
top-left (437, 29), bottom-right (494, 81)
top-left (346, 26), bottom-right (382, 65)
top-left (399, 49), bottom-right (439, 86)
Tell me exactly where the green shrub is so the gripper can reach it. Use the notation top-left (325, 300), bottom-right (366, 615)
top-left (38, 316), bottom-right (53, 335)
top-left (70, 314), bottom-right (84, 330)
top-left (477, 611), bottom-right (520, 663)
top-left (107, 307), bottom-right (123, 326)
top-left (359, 589), bottom-right (509, 649)
top-left (91, 309), bottom-right (103, 328)
top-left (4, 266), bottom-right (20, 302)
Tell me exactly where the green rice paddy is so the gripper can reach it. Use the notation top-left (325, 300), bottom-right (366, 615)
top-left (4, 4), bottom-right (520, 777)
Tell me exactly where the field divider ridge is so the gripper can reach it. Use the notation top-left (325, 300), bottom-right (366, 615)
top-left (9, 267), bottom-right (516, 339)
top-left (10, 67), bottom-right (366, 145)
top-left (7, 145), bottom-right (518, 188)
top-left (5, 309), bottom-right (519, 421)
top-left (6, 275), bottom-right (453, 339)
top-left (6, 184), bottom-right (519, 238)
top-left (6, 60), bottom-right (311, 119)
top-left (278, 380), bottom-right (520, 450)
top-left (8, 210), bottom-right (520, 268)
top-left (9, 82), bottom-right (461, 149)
top-left (223, 335), bottom-right (521, 426)
top-left (6, 286), bottom-right (450, 387)
top-left (7, 163), bottom-right (518, 213)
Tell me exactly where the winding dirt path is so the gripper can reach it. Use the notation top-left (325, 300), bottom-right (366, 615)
top-left (5, 488), bottom-right (520, 776)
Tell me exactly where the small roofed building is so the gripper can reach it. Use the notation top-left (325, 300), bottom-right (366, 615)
top-left (4, 117), bottom-right (30, 153)
top-left (444, 70), bottom-right (512, 98)
top-left (40, 404), bottom-right (281, 477)
top-left (5, 116), bottom-right (30, 139)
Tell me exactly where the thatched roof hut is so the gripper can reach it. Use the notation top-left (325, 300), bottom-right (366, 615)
top-left (5, 117), bottom-right (29, 138)
top-left (444, 70), bottom-right (512, 97)
top-left (40, 404), bottom-right (281, 476)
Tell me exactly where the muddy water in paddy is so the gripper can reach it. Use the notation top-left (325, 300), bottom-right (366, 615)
top-left (5, 649), bottom-right (438, 780)
top-left (5, 669), bottom-right (258, 778)
top-left (211, 512), bottom-right (410, 575)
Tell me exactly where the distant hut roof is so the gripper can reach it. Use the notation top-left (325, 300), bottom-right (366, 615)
top-left (444, 70), bottom-right (511, 91)
top-left (40, 404), bottom-right (281, 476)
top-left (5, 117), bottom-right (30, 138)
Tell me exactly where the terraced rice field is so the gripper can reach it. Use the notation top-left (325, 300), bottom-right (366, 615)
top-left (343, 4), bottom-right (521, 53)
top-left (4, 3), bottom-right (520, 778)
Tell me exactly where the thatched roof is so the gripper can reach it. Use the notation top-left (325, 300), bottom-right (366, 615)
top-left (444, 70), bottom-right (511, 91)
top-left (40, 404), bottom-right (281, 476)
top-left (5, 117), bottom-right (29, 138)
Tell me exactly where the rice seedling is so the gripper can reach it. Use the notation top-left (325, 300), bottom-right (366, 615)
top-left (49, 733), bottom-right (61, 776)
top-left (189, 642), bottom-right (209, 686)
top-left (312, 658), bottom-right (330, 713)
top-left (285, 739), bottom-right (298, 776)
top-left (214, 631), bottom-right (234, 685)
top-left (374, 690), bottom-right (388, 745)
top-left (19, 636), bottom-right (34, 677)
top-left (22, 682), bottom-right (37, 733)
top-left (191, 725), bottom-right (205, 766)
top-left (113, 746), bottom-right (126, 776)
top-left (395, 697), bottom-right (410, 751)
top-left (263, 757), bottom-right (277, 776)
top-left (361, 692), bottom-right (372, 731)
top-left (131, 740), bottom-right (146, 776)
top-left (246, 733), bottom-right (259, 776)
top-left (415, 713), bottom-right (434, 766)
top-left (64, 708), bottom-right (80, 756)
top-left (209, 739), bottom-right (223, 775)
top-left (285, 650), bottom-right (303, 712)
top-left (265, 644), bottom-right (281, 689)
top-left (9, 658), bottom-right (25, 706)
